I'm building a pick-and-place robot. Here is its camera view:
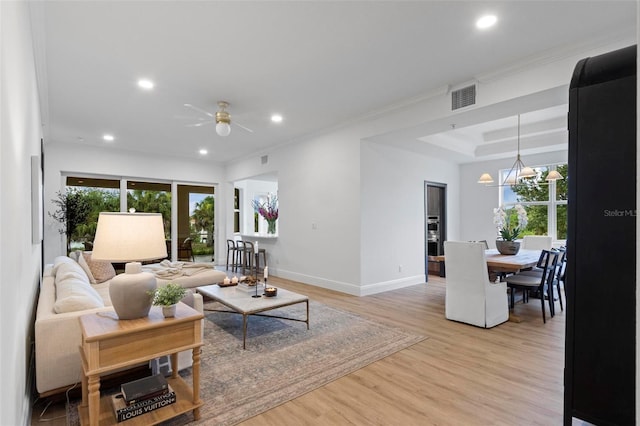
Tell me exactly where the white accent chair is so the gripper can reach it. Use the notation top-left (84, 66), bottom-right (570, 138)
top-left (522, 235), bottom-right (552, 250)
top-left (443, 241), bottom-right (509, 328)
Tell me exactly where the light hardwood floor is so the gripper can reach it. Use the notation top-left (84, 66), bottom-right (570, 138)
top-left (31, 274), bottom-right (565, 425)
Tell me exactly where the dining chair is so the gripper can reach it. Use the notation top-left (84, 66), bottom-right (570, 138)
top-left (468, 240), bottom-right (489, 249)
top-left (235, 240), bottom-right (246, 273)
top-left (226, 239), bottom-right (239, 271)
top-left (505, 249), bottom-right (559, 323)
top-left (522, 235), bottom-right (552, 250)
top-left (177, 237), bottom-right (194, 262)
top-left (241, 241), bottom-right (256, 276)
top-left (517, 247), bottom-right (566, 313)
top-left (443, 241), bottom-right (509, 328)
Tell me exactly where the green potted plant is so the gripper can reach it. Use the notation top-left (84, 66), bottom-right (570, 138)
top-left (49, 189), bottom-right (91, 253)
top-left (493, 204), bottom-right (528, 255)
top-left (149, 282), bottom-right (187, 317)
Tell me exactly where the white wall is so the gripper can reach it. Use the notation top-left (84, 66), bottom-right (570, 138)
top-left (43, 142), bottom-right (227, 263)
top-left (0, 2), bottom-right (44, 424)
top-left (459, 150), bottom-right (568, 246)
top-left (227, 127), bottom-right (363, 294)
top-left (360, 141), bottom-right (460, 295)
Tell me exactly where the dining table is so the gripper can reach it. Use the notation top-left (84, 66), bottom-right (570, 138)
top-left (434, 248), bottom-right (541, 277)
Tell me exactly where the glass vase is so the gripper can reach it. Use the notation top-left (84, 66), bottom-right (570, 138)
top-left (267, 219), bottom-right (277, 234)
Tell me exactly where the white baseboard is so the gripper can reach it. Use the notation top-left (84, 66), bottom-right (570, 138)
top-left (275, 269), bottom-right (425, 296)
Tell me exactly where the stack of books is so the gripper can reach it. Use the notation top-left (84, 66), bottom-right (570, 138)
top-left (111, 374), bottom-right (176, 422)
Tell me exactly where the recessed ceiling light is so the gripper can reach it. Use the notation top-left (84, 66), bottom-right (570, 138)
top-left (476, 14), bottom-right (497, 29)
top-left (199, 149), bottom-right (208, 155)
top-left (103, 134), bottom-right (115, 142)
top-left (271, 114), bottom-right (283, 123)
top-left (137, 79), bottom-right (154, 90)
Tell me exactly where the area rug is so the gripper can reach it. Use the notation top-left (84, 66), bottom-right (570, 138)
top-left (67, 299), bottom-right (426, 425)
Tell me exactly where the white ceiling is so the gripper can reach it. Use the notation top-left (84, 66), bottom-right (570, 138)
top-left (35, 1), bottom-right (637, 164)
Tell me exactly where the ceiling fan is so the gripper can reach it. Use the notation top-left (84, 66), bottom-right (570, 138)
top-left (183, 101), bottom-right (253, 136)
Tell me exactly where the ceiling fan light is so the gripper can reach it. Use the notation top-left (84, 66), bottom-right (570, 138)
top-left (477, 173), bottom-right (494, 184)
top-left (216, 122), bottom-right (231, 137)
top-left (546, 170), bottom-right (564, 181)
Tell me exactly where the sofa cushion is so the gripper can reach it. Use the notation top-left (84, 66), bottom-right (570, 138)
top-left (53, 261), bottom-right (104, 313)
top-left (52, 255), bottom-right (80, 275)
top-left (82, 251), bottom-right (116, 283)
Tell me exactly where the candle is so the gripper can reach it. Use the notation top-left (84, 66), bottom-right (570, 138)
top-left (264, 266), bottom-right (268, 280)
top-left (231, 276), bottom-right (238, 284)
top-left (223, 277), bottom-right (230, 285)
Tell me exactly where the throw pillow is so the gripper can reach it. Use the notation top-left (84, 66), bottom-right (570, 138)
top-left (82, 251), bottom-right (116, 283)
top-left (76, 252), bottom-right (97, 284)
top-left (53, 261), bottom-right (104, 313)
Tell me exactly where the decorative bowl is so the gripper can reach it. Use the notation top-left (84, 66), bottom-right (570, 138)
top-left (264, 287), bottom-right (278, 297)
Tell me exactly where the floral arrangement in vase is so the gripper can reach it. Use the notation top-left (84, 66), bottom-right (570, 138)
top-left (493, 204), bottom-right (528, 241)
top-left (493, 205), bottom-right (528, 255)
top-left (252, 194), bottom-right (278, 234)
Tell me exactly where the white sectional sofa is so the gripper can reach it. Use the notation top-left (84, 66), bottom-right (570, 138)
top-left (35, 254), bottom-right (226, 396)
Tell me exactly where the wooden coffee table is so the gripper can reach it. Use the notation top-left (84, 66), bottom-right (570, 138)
top-left (196, 284), bottom-right (309, 349)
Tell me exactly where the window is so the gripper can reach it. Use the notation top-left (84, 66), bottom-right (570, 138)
top-left (179, 184), bottom-right (215, 261)
top-left (65, 177), bottom-right (120, 249)
top-left (499, 163), bottom-right (567, 241)
top-left (233, 188), bottom-right (240, 233)
top-left (127, 181), bottom-right (172, 238)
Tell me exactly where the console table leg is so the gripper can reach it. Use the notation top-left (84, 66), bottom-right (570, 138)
top-left (192, 348), bottom-right (202, 420)
top-left (80, 370), bottom-right (88, 408)
top-left (88, 374), bottom-right (100, 426)
top-left (170, 352), bottom-right (178, 379)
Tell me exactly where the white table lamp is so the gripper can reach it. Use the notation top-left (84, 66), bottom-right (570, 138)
top-left (92, 212), bottom-right (167, 319)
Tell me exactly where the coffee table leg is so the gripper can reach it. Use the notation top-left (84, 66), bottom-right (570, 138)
top-left (242, 313), bottom-right (247, 349)
top-left (306, 300), bottom-right (310, 329)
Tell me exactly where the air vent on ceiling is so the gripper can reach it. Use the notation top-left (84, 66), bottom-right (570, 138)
top-left (451, 84), bottom-right (476, 110)
top-left (261, 155), bottom-right (268, 165)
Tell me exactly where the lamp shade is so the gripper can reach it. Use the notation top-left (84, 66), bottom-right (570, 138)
top-left (477, 173), bottom-right (494, 184)
top-left (92, 212), bottom-right (167, 262)
top-left (519, 166), bottom-right (536, 178)
top-left (545, 170), bottom-right (564, 181)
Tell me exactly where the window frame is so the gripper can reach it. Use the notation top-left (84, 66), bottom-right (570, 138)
top-left (498, 163), bottom-right (567, 242)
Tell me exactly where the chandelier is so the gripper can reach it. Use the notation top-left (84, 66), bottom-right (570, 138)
top-left (477, 114), bottom-right (563, 186)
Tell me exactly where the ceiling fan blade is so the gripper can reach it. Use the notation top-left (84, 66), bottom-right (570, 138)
top-left (184, 103), bottom-right (215, 118)
top-left (174, 115), bottom-right (207, 120)
top-left (233, 121), bottom-right (254, 133)
top-left (185, 121), bottom-right (214, 127)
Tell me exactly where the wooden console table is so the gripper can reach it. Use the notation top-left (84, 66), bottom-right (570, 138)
top-left (78, 303), bottom-right (204, 426)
